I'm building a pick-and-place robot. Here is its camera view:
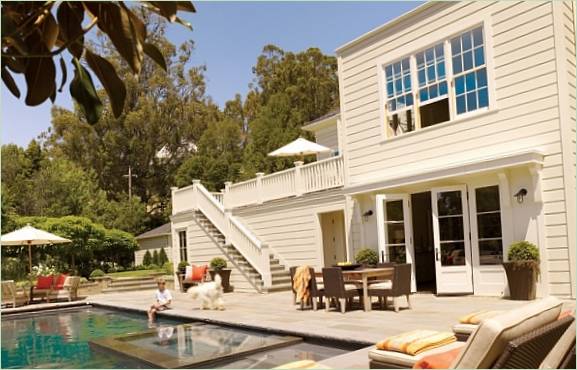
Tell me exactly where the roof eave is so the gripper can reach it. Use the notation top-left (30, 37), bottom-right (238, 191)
top-left (302, 114), bottom-right (340, 132)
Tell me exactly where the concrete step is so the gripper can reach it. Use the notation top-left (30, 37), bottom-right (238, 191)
top-left (102, 285), bottom-right (157, 294)
top-left (266, 282), bottom-right (292, 292)
top-left (109, 279), bottom-right (157, 288)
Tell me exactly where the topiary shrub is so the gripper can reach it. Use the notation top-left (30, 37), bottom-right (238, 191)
top-left (355, 248), bottom-right (378, 266)
top-left (90, 269), bottom-right (105, 279)
top-left (210, 257), bottom-right (227, 271)
top-left (152, 250), bottom-right (160, 265)
top-left (177, 261), bottom-right (189, 271)
top-left (508, 241), bottom-right (539, 262)
top-left (504, 241), bottom-right (540, 300)
top-left (147, 263), bottom-right (160, 270)
top-left (159, 248), bottom-right (168, 265)
top-left (142, 250), bottom-right (152, 266)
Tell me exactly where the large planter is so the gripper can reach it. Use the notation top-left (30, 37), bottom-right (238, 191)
top-left (209, 269), bottom-right (233, 293)
top-left (503, 262), bottom-right (538, 300)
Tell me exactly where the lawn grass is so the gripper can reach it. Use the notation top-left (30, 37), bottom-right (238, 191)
top-left (105, 269), bottom-right (166, 278)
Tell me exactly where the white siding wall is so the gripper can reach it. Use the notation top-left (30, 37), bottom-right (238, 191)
top-left (233, 189), bottom-right (349, 269)
top-left (171, 213), bottom-right (259, 292)
top-left (315, 124), bottom-right (339, 160)
top-left (338, 2), bottom-right (573, 296)
top-left (135, 236), bottom-right (171, 265)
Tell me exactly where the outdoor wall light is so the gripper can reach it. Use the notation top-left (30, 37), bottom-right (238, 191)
top-left (362, 210), bottom-right (373, 222)
top-left (514, 188), bottom-right (528, 203)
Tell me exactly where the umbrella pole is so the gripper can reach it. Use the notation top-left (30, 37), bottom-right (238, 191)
top-left (28, 241), bottom-right (32, 273)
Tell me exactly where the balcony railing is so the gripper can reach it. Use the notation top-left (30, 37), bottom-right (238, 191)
top-left (224, 155), bottom-right (344, 209)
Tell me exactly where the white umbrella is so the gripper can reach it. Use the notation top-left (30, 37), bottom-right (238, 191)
top-left (1, 224), bottom-right (72, 272)
top-left (268, 138), bottom-right (331, 162)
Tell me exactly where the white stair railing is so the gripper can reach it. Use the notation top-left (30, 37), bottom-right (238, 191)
top-left (192, 181), bottom-right (272, 289)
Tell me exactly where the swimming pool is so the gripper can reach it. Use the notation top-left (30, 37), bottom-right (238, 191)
top-left (1, 307), bottom-right (351, 368)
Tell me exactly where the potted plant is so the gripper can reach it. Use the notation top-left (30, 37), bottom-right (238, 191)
top-left (209, 257), bottom-right (232, 293)
top-left (177, 261), bottom-right (189, 275)
top-left (355, 248), bottom-right (379, 268)
top-left (503, 241), bottom-right (540, 300)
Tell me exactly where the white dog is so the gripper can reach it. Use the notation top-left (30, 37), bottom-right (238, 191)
top-left (187, 273), bottom-right (225, 310)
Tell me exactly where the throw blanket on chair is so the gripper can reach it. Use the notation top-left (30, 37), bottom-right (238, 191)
top-left (458, 310), bottom-right (502, 324)
top-left (376, 330), bottom-right (457, 356)
top-left (293, 265), bottom-right (312, 303)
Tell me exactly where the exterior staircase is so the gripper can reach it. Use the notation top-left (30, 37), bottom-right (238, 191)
top-left (193, 209), bottom-right (291, 293)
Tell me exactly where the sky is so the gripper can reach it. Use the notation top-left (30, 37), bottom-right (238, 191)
top-left (1, 1), bottom-right (421, 147)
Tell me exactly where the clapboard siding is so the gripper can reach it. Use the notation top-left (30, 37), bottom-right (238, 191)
top-left (337, 2), bottom-right (573, 296)
top-left (233, 189), bottom-right (347, 268)
top-left (315, 124), bottom-right (339, 160)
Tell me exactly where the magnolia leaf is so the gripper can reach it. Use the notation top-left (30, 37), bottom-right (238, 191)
top-left (174, 16), bottom-right (193, 30)
top-left (121, 4), bottom-right (146, 43)
top-left (2, 67), bottom-right (21, 98)
top-left (58, 57), bottom-right (67, 92)
top-left (57, 2), bottom-right (84, 58)
top-left (85, 3), bottom-right (143, 74)
top-left (176, 2), bottom-right (196, 13)
top-left (49, 87), bottom-right (56, 103)
top-left (3, 56), bottom-right (25, 73)
top-left (149, 2), bottom-right (178, 22)
top-left (70, 58), bottom-right (102, 124)
top-left (143, 42), bottom-right (167, 71)
top-left (85, 50), bottom-right (126, 118)
top-left (41, 12), bottom-right (59, 50)
top-left (24, 56), bottom-right (56, 106)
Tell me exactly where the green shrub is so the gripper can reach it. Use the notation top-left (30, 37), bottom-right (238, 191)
top-left (116, 266), bottom-right (125, 272)
top-left (210, 257), bottom-right (227, 271)
top-left (134, 264), bottom-right (146, 270)
top-left (90, 269), bottom-right (105, 278)
top-left (355, 248), bottom-right (379, 266)
top-left (1, 257), bottom-right (28, 281)
top-left (142, 250), bottom-right (152, 266)
top-left (159, 248), bottom-right (168, 265)
top-left (152, 250), bottom-right (160, 265)
top-left (177, 261), bottom-right (189, 271)
top-left (508, 241), bottom-right (539, 262)
top-left (163, 262), bottom-right (174, 275)
top-left (147, 263), bottom-right (160, 270)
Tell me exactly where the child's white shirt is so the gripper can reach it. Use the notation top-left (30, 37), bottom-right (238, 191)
top-left (155, 289), bottom-right (172, 305)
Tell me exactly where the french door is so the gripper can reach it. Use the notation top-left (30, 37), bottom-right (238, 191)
top-left (431, 186), bottom-right (474, 294)
top-left (376, 194), bottom-right (416, 292)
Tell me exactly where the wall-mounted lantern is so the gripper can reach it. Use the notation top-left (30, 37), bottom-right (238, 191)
top-left (514, 188), bottom-right (528, 203)
top-left (362, 210), bottom-right (373, 222)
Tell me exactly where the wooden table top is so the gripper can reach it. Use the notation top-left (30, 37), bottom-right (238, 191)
top-left (314, 267), bottom-right (393, 278)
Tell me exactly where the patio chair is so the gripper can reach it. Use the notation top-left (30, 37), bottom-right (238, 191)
top-left (368, 262), bottom-right (397, 285)
top-left (368, 296), bottom-right (564, 368)
top-left (30, 275), bottom-right (55, 303)
top-left (308, 267), bottom-right (325, 311)
top-left (290, 266), bottom-right (298, 304)
top-left (48, 276), bottom-right (81, 302)
top-left (1, 280), bottom-right (29, 308)
top-left (540, 320), bottom-right (576, 369)
top-left (178, 264), bottom-right (208, 292)
top-left (367, 263), bottom-right (412, 312)
top-left (322, 267), bottom-right (362, 314)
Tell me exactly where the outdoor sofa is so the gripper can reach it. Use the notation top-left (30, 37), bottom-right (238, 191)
top-left (368, 297), bottom-right (570, 368)
top-left (1, 280), bottom-right (29, 308)
top-left (31, 274), bottom-right (81, 303)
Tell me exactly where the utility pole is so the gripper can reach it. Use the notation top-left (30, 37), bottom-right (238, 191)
top-left (123, 166), bottom-right (137, 199)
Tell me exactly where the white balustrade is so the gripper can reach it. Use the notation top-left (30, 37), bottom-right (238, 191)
top-left (227, 178), bottom-right (258, 208)
top-left (211, 192), bottom-right (224, 205)
top-left (261, 168), bottom-right (296, 203)
top-left (171, 185), bottom-right (195, 215)
top-left (301, 156), bottom-right (345, 193)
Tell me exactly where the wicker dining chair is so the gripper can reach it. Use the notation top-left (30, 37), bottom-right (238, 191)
top-left (322, 267), bottom-right (363, 313)
top-left (368, 263), bottom-right (412, 312)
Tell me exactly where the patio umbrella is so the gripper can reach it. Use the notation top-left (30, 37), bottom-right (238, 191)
top-left (1, 224), bottom-right (72, 272)
top-left (267, 138), bottom-right (331, 162)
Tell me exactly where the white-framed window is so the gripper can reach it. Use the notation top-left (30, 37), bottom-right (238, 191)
top-left (381, 25), bottom-right (490, 139)
top-left (178, 230), bottom-right (187, 262)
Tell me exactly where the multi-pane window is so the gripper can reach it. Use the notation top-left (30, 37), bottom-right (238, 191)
top-left (385, 57), bottom-right (415, 136)
top-left (383, 26), bottom-right (489, 137)
top-left (475, 186), bottom-right (503, 265)
top-left (451, 27), bottom-right (489, 114)
top-left (178, 230), bottom-right (187, 262)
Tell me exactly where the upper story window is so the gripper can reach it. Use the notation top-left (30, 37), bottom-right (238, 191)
top-left (382, 26), bottom-right (489, 139)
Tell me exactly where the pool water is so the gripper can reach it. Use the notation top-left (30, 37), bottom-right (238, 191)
top-left (1, 307), bottom-right (179, 369)
top-left (1, 307), bottom-right (350, 369)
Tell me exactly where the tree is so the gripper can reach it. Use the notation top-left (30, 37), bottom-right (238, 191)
top-left (142, 250), bottom-right (152, 266)
top-left (2, 2), bottom-right (196, 124)
top-left (159, 248), bottom-right (168, 265)
top-left (152, 250), bottom-right (160, 266)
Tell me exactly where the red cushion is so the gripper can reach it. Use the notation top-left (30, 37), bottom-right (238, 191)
top-left (54, 274), bottom-right (68, 289)
top-left (413, 347), bottom-right (463, 369)
top-left (191, 265), bottom-right (207, 281)
top-left (36, 275), bottom-right (54, 290)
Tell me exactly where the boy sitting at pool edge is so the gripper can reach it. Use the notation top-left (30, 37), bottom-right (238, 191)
top-left (148, 278), bottom-right (172, 322)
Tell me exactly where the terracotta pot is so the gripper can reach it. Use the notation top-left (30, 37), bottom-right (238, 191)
top-left (503, 262), bottom-right (538, 300)
top-left (209, 269), bottom-right (232, 293)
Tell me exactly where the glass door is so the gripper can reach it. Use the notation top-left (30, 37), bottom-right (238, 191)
top-left (376, 194), bottom-right (416, 292)
top-left (431, 186), bottom-right (473, 294)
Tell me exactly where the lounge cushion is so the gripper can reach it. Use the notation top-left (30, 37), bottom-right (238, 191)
top-left (452, 323), bottom-right (477, 336)
top-left (539, 320), bottom-right (576, 369)
top-left (273, 360), bottom-right (331, 369)
top-left (458, 310), bottom-right (503, 324)
top-left (54, 274), bottom-right (68, 289)
top-left (345, 284), bottom-right (360, 291)
top-left (35, 275), bottom-right (53, 290)
top-left (413, 346), bottom-right (464, 369)
top-left (376, 330), bottom-right (457, 355)
top-left (369, 341), bottom-right (465, 368)
top-left (451, 297), bottom-right (562, 369)
top-left (184, 265), bottom-right (193, 280)
top-left (369, 280), bottom-right (392, 290)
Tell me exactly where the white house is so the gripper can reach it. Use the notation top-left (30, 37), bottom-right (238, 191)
top-left (170, 1), bottom-right (576, 298)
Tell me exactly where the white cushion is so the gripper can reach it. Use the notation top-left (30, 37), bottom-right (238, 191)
top-left (184, 266), bottom-right (193, 280)
top-left (452, 323), bottom-right (477, 335)
top-left (369, 280), bottom-right (392, 290)
top-left (369, 341), bottom-right (465, 367)
top-left (345, 285), bottom-right (360, 291)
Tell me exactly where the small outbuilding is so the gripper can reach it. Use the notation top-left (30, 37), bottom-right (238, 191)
top-left (134, 223), bottom-right (171, 266)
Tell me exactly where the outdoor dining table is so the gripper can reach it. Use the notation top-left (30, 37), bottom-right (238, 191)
top-left (316, 267), bottom-right (394, 312)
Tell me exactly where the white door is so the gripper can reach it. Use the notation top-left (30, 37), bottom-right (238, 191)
top-left (376, 194), bottom-right (416, 292)
top-left (431, 186), bottom-right (474, 294)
